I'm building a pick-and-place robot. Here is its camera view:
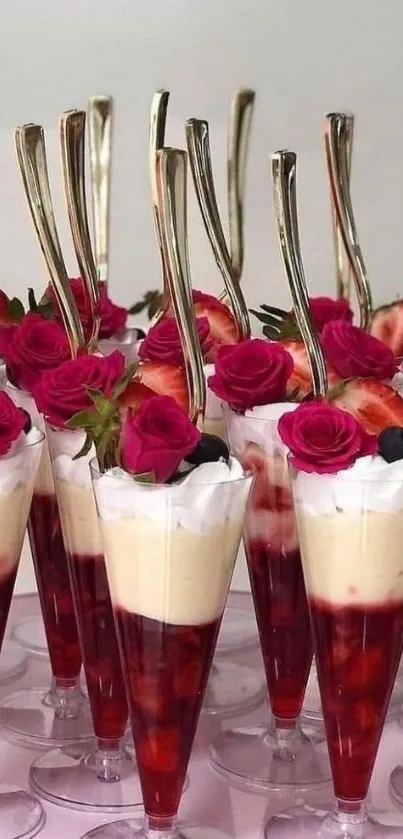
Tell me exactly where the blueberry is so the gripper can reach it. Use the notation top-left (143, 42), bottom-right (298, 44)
top-left (185, 433), bottom-right (230, 466)
top-left (378, 426), bottom-right (403, 463)
top-left (21, 409), bottom-right (32, 434)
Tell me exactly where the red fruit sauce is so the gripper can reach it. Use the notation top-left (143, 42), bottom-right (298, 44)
top-left (68, 552), bottom-right (128, 743)
top-left (28, 493), bottom-right (81, 684)
top-left (310, 596), bottom-right (403, 800)
top-left (115, 609), bottom-right (220, 820)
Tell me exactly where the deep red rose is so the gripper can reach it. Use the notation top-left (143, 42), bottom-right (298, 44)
top-left (0, 391), bottom-right (27, 456)
top-left (49, 277), bottom-right (128, 340)
top-left (300, 296), bottom-right (353, 334)
top-left (278, 401), bottom-right (377, 474)
top-left (121, 395), bottom-right (201, 482)
top-left (208, 339), bottom-right (294, 412)
top-left (322, 321), bottom-right (397, 381)
top-left (33, 350), bottom-right (125, 427)
top-left (0, 313), bottom-right (71, 393)
top-left (139, 316), bottom-right (213, 365)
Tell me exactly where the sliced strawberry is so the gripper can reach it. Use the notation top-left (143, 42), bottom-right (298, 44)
top-left (330, 378), bottom-right (403, 435)
top-left (132, 675), bottom-right (166, 719)
top-left (281, 339), bottom-right (339, 399)
top-left (138, 727), bottom-right (180, 773)
top-left (370, 301), bottom-right (403, 358)
top-left (192, 290), bottom-right (238, 349)
top-left (119, 361), bottom-right (189, 414)
top-left (354, 698), bottom-right (379, 733)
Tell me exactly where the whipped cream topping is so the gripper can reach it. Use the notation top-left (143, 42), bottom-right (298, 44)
top-left (294, 455), bottom-right (403, 516)
top-left (46, 427), bottom-right (93, 489)
top-left (95, 456), bottom-right (245, 533)
top-left (0, 426), bottom-right (43, 495)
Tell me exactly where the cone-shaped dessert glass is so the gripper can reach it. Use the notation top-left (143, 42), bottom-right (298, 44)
top-left (201, 385), bottom-right (265, 715)
top-left (0, 427), bottom-right (46, 839)
top-left (0, 384), bottom-right (92, 747)
top-left (210, 407), bottom-right (330, 791)
top-left (266, 467), bottom-right (403, 837)
top-left (84, 458), bottom-right (252, 839)
top-left (29, 424), bottom-right (142, 812)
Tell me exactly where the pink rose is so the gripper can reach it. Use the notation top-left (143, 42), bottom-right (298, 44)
top-left (33, 351), bottom-right (125, 427)
top-left (306, 296), bottom-right (353, 333)
top-left (0, 313), bottom-right (71, 393)
top-left (49, 278), bottom-right (127, 340)
top-left (121, 395), bottom-right (201, 482)
top-left (278, 401), bottom-right (377, 474)
top-left (322, 321), bottom-right (397, 381)
top-left (208, 339), bottom-right (294, 413)
top-left (0, 391), bottom-right (27, 456)
top-left (138, 316), bottom-right (213, 365)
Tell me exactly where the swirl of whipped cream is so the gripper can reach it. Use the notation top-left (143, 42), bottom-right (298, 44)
top-left (0, 426), bottom-right (43, 495)
top-left (95, 456), bottom-right (246, 534)
top-left (294, 455), bottom-right (403, 516)
top-left (47, 427), bottom-right (94, 489)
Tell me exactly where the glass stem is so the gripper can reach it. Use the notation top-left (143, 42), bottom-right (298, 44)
top-left (333, 798), bottom-right (367, 827)
top-left (43, 676), bottom-right (83, 719)
top-left (272, 715), bottom-right (303, 761)
top-left (88, 738), bottom-right (123, 783)
top-left (142, 815), bottom-right (177, 838)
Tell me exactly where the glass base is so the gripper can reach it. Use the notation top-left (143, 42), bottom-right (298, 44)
top-left (11, 617), bottom-right (48, 659)
top-left (0, 642), bottom-right (27, 684)
top-left (0, 685), bottom-right (93, 748)
top-left (264, 803), bottom-right (403, 837)
top-left (83, 820), bottom-right (231, 839)
top-left (209, 723), bottom-right (330, 792)
top-left (203, 662), bottom-right (265, 716)
top-left (215, 608), bottom-right (258, 656)
top-left (29, 741), bottom-right (142, 812)
top-left (303, 662), bottom-right (403, 724)
top-left (0, 783), bottom-right (45, 839)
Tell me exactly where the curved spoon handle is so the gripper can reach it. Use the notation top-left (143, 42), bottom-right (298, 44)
top-left (60, 109), bottom-right (101, 352)
top-left (155, 147), bottom-right (206, 428)
top-left (15, 123), bottom-right (85, 357)
top-left (149, 90), bottom-right (170, 323)
top-left (271, 150), bottom-right (328, 398)
top-left (330, 111), bottom-right (354, 300)
top-left (228, 88), bottom-right (255, 283)
top-left (185, 118), bottom-right (250, 341)
top-left (88, 94), bottom-right (113, 288)
top-left (325, 112), bottom-right (372, 330)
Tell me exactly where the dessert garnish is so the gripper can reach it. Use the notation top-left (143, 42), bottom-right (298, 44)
top-left (0, 312), bottom-right (71, 392)
top-left (278, 401), bottom-right (377, 474)
top-left (251, 295), bottom-right (353, 340)
top-left (0, 390), bottom-right (29, 455)
top-left (43, 277), bottom-right (128, 341)
top-left (129, 289), bottom-right (163, 321)
top-left (207, 339), bottom-right (294, 413)
top-left (37, 351), bottom-right (225, 484)
top-left (138, 316), bottom-right (214, 366)
top-left (377, 427), bottom-right (403, 464)
top-left (185, 433), bottom-right (230, 466)
top-left (370, 300), bottom-right (403, 357)
top-left (321, 320), bottom-right (397, 380)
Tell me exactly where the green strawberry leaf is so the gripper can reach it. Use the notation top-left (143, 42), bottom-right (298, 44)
top-left (72, 432), bottom-right (94, 461)
top-left (7, 297), bottom-right (25, 323)
top-left (133, 471), bottom-right (155, 483)
top-left (111, 363), bottom-right (138, 401)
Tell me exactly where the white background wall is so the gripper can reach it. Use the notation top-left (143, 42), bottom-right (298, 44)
top-left (6, 0), bottom-right (403, 591)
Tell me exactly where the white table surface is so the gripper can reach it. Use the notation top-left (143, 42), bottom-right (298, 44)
top-left (3, 592), bottom-right (403, 838)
